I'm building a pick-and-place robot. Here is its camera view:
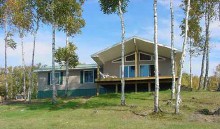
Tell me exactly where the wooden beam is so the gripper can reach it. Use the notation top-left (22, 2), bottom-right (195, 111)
top-left (148, 82), bottom-right (151, 92)
top-left (97, 65), bottom-right (100, 80)
top-left (96, 83), bottom-right (100, 96)
top-left (115, 84), bottom-right (118, 93)
top-left (134, 38), bottom-right (139, 77)
top-left (135, 83), bottom-right (138, 93)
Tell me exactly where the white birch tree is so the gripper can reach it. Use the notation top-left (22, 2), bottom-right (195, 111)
top-left (153, 0), bottom-right (159, 112)
top-left (98, 0), bottom-right (129, 106)
top-left (170, 0), bottom-right (176, 100)
top-left (175, 0), bottom-right (191, 114)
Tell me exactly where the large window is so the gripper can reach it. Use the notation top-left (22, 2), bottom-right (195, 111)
top-left (140, 65), bottom-right (150, 77)
top-left (48, 72), bottom-right (63, 85)
top-left (121, 65), bottom-right (135, 78)
top-left (84, 70), bottom-right (94, 83)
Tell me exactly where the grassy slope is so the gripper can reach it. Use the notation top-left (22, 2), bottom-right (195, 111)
top-left (0, 91), bottom-right (220, 129)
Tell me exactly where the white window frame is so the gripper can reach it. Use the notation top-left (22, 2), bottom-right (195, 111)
top-left (50, 72), bottom-right (61, 85)
top-left (83, 70), bottom-right (94, 83)
top-left (139, 52), bottom-right (152, 61)
top-left (120, 65), bottom-right (135, 78)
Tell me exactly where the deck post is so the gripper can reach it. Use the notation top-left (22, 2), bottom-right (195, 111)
top-left (96, 83), bottom-right (100, 96)
top-left (148, 82), bottom-right (151, 92)
top-left (134, 38), bottom-right (138, 77)
top-left (115, 84), bottom-right (118, 93)
top-left (135, 83), bottom-right (138, 93)
top-left (97, 65), bottom-right (100, 80)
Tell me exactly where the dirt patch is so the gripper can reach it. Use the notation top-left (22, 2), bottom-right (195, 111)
top-left (213, 108), bottom-right (220, 115)
top-left (189, 113), bottom-right (220, 123)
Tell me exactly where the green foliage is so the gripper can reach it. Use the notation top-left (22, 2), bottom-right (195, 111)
top-left (36, 0), bottom-right (85, 36)
top-left (99, 0), bottom-right (129, 14)
top-left (6, 32), bottom-right (17, 49)
top-left (208, 64), bottom-right (220, 91)
top-left (180, 0), bottom-right (204, 55)
top-left (182, 73), bottom-right (200, 89)
top-left (9, 0), bottom-right (34, 32)
top-left (0, 65), bottom-right (40, 99)
top-left (55, 43), bottom-right (79, 68)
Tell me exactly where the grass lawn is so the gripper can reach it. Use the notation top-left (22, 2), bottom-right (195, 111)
top-left (0, 90), bottom-right (220, 129)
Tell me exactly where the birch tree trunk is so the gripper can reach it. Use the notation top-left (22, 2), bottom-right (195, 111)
top-left (175, 0), bottom-right (191, 114)
top-left (28, 31), bottom-right (37, 103)
top-left (170, 0), bottom-right (176, 99)
top-left (52, 24), bottom-right (57, 104)
top-left (21, 32), bottom-right (26, 101)
top-left (189, 38), bottom-right (192, 89)
top-left (198, 45), bottom-right (206, 90)
top-left (65, 35), bottom-right (69, 97)
top-left (154, 0), bottom-right (160, 112)
top-left (4, 15), bottom-right (8, 100)
top-left (118, 0), bottom-right (126, 106)
top-left (203, 3), bottom-right (210, 90)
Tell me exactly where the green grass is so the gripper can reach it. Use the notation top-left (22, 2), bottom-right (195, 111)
top-left (0, 90), bottom-right (220, 129)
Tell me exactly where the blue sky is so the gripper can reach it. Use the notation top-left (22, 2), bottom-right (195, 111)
top-left (0, 0), bottom-right (219, 75)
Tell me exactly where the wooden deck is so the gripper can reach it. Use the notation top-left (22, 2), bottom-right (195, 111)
top-left (95, 76), bottom-right (177, 85)
top-left (95, 76), bottom-right (178, 95)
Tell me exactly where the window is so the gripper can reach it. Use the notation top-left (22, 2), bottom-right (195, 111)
top-left (126, 53), bottom-right (135, 62)
top-left (84, 70), bottom-right (94, 83)
top-left (121, 65), bottom-right (135, 78)
top-left (48, 72), bottom-right (63, 85)
top-left (139, 52), bottom-right (151, 61)
top-left (139, 65), bottom-right (150, 77)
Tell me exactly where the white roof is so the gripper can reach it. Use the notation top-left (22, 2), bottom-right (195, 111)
top-left (91, 36), bottom-right (182, 65)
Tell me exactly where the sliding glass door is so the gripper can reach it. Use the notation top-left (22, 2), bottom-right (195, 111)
top-left (140, 65), bottom-right (150, 77)
top-left (121, 65), bottom-right (135, 78)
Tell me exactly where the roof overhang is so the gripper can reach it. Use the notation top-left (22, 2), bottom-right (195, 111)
top-left (91, 36), bottom-right (182, 66)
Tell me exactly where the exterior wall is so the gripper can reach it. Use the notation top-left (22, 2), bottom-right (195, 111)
top-left (37, 68), bottom-right (106, 98)
top-left (38, 69), bottom-right (97, 91)
top-left (103, 54), bottom-right (172, 77)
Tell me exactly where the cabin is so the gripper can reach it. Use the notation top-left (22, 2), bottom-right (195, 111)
top-left (36, 36), bottom-right (181, 98)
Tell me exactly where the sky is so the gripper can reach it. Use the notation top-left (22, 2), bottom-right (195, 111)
top-left (0, 0), bottom-right (219, 76)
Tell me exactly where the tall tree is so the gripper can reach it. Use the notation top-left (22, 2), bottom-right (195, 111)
top-left (28, 6), bottom-right (40, 102)
top-left (0, 0), bottom-right (17, 100)
top-left (9, 0), bottom-right (34, 100)
top-left (153, 0), bottom-right (159, 112)
top-left (36, 0), bottom-right (84, 104)
top-left (170, 0), bottom-right (176, 99)
top-left (203, 1), bottom-right (217, 90)
top-left (55, 43), bottom-right (79, 96)
top-left (198, 0), bottom-right (218, 90)
top-left (59, 1), bottom-right (85, 98)
top-left (180, 0), bottom-right (203, 90)
top-left (99, 0), bottom-right (129, 106)
top-left (175, 0), bottom-right (191, 114)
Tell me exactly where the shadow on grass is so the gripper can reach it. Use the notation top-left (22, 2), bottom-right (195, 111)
top-left (2, 92), bottom-right (163, 112)
top-left (2, 94), bottom-right (121, 111)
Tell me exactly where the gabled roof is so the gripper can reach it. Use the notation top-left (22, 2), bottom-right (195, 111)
top-left (91, 36), bottom-right (182, 65)
top-left (34, 64), bottom-right (97, 72)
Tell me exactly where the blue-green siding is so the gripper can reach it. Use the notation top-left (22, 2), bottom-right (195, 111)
top-left (37, 88), bottom-right (107, 99)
